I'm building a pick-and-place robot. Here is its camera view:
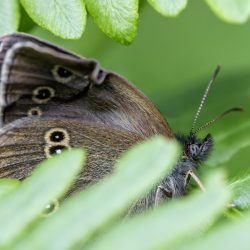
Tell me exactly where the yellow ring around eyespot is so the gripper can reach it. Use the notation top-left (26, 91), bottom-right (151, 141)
top-left (27, 107), bottom-right (42, 117)
top-left (32, 86), bottom-right (55, 104)
top-left (44, 144), bottom-right (71, 158)
top-left (52, 65), bottom-right (75, 83)
top-left (44, 127), bottom-right (70, 145)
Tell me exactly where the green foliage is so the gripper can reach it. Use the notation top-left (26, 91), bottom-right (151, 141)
top-left (183, 210), bottom-right (250, 250)
top-left (207, 120), bottom-right (250, 167)
top-left (20, 0), bottom-right (86, 39)
top-left (0, 137), bottom-right (249, 250)
top-left (0, 136), bottom-right (177, 249)
top-left (148, 0), bottom-right (188, 16)
top-left (16, 136), bottom-right (180, 249)
top-left (0, 0), bottom-right (20, 35)
top-left (0, 149), bottom-right (86, 246)
top-left (85, 0), bottom-right (138, 45)
top-left (0, 179), bottom-right (20, 198)
top-left (86, 171), bottom-right (230, 250)
top-left (230, 175), bottom-right (250, 210)
top-left (1, 0), bottom-right (250, 43)
top-left (205, 0), bottom-right (250, 23)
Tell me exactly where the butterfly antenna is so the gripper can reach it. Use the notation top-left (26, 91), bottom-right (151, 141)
top-left (193, 107), bottom-right (243, 135)
top-left (190, 65), bottom-right (221, 135)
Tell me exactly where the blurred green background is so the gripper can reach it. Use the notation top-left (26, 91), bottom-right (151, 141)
top-left (19, 1), bottom-right (250, 181)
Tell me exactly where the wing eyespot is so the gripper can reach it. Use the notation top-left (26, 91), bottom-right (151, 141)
top-left (28, 107), bottom-right (42, 117)
top-left (45, 128), bottom-right (70, 145)
top-left (44, 128), bottom-right (71, 158)
top-left (50, 131), bottom-right (65, 142)
top-left (57, 67), bottom-right (72, 78)
top-left (52, 65), bottom-right (75, 83)
top-left (48, 145), bottom-right (67, 155)
top-left (45, 145), bottom-right (71, 158)
top-left (32, 86), bottom-right (55, 104)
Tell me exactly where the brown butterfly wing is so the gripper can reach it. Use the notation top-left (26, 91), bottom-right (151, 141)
top-left (0, 33), bottom-right (106, 124)
top-left (0, 118), bottom-right (143, 193)
top-left (0, 33), bottom-right (174, 138)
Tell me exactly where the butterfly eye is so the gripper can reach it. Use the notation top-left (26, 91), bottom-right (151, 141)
top-left (32, 86), bottom-right (55, 104)
top-left (52, 65), bottom-right (74, 83)
top-left (188, 144), bottom-right (200, 158)
top-left (28, 107), bottom-right (42, 117)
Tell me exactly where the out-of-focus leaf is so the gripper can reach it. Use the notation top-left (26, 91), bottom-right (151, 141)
top-left (86, 171), bottom-right (230, 250)
top-left (18, 5), bottom-right (36, 33)
top-left (0, 179), bottom-right (20, 199)
top-left (20, 0), bottom-right (86, 39)
top-left (16, 136), bottom-right (180, 250)
top-left (183, 210), bottom-right (250, 250)
top-left (207, 120), bottom-right (250, 167)
top-left (229, 175), bottom-right (250, 210)
top-left (0, 0), bottom-right (20, 35)
top-left (205, 0), bottom-right (250, 23)
top-left (0, 149), bottom-right (85, 246)
top-left (85, 0), bottom-right (139, 45)
top-left (148, 0), bottom-right (188, 16)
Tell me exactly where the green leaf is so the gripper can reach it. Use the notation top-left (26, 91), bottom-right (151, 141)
top-left (18, 5), bottom-right (37, 33)
top-left (85, 0), bottom-right (139, 45)
top-left (184, 210), bottom-right (250, 250)
top-left (0, 149), bottom-right (85, 246)
top-left (205, 0), bottom-right (250, 23)
top-left (0, 0), bottom-right (20, 35)
top-left (207, 120), bottom-right (250, 167)
top-left (16, 136), bottom-right (180, 250)
top-left (229, 175), bottom-right (250, 210)
top-left (20, 0), bottom-right (86, 39)
top-left (148, 0), bottom-right (188, 16)
top-left (0, 179), bottom-right (20, 199)
top-left (85, 171), bottom-right (230, 250)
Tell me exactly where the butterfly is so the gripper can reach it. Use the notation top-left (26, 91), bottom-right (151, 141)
top-left (0, 33), bottom-right (241, 212)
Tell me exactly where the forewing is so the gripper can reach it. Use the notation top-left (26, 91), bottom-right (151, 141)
top-left (0, 33), bottom-right (174, 138)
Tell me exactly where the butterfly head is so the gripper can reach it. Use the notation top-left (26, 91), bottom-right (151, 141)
top-left (178, 133), bottom-right (213, 163)
top-left (158, 67), bottom-right (242, 199)
top-left (182, 65), bottom-right (242, 163)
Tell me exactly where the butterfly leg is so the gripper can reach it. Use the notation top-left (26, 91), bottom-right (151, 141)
top-left (154, 185), bottom-right (172, 206)
top-left (185, 170), bottom-right (205, 192)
